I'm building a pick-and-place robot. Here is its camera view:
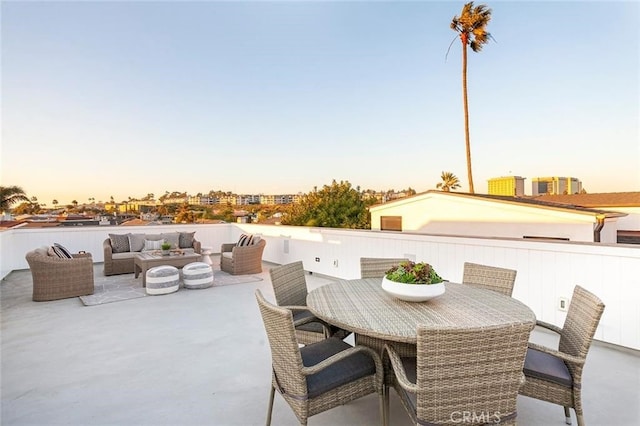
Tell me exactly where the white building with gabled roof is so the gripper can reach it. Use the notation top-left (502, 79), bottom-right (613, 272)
top-left (369, 190), bottom-right (626, 244)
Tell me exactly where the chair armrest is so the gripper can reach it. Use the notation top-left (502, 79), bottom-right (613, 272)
top-left (192, 239), bottom-right (201, 254)
top-left (33, 254), bottom-right (92, 266)
top-left (72, 252), bottom-right (93, 260)
top-left (221, 243), bottom-right (235, 253)
top-left (281, 304), bottom-right (331, 330)
top-left (527, 342), bottom-right (586, 365)
top-left (281, 305), bottom-right (313, 314)
top-left (383, 343), bottom-right (418, 393)
top-left (103, 239), bottom-right (113, 255)
top-left (535, 320), bottom-right (563, 335)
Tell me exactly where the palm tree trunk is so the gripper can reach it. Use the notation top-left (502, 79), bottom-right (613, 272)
top-left (461, 36), bottom-right (475, 194)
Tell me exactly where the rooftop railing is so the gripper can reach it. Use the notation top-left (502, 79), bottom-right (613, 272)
top-left (1, 222), bottom-right (639, 350)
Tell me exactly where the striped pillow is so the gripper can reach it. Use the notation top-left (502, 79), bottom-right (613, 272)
top-left (143, 239), bottom-right (165, 251)
top-left (49, 243), bottom-right (73, 259)
top-left (236, 233), bottom-right (253, 247)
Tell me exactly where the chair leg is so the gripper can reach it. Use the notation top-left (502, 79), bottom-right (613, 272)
top-left (266, 385), bottom-right (275, 426)
top-left (383, 385), bottom-right (390, 426)
top-left (563, 406), bottom-right (572, 425)
top-left (575, 411), bottom-right (585, 426)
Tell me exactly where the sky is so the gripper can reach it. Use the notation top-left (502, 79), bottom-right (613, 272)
top-left (1, 0), bottom-right (639, 206)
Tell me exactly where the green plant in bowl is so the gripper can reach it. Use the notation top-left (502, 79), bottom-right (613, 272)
top-left (161, 242), bottom-right (172, 251)
top-left (385, 261), bottom-right (444, 285)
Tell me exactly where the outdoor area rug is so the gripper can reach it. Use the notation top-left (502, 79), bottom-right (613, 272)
top-left (212, 270), bottom-right (263, 287)
top-left (79, 270), bottom-right (263, 306)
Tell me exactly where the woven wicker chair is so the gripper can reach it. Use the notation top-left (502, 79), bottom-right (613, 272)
top-left (384, 321), bottom-right (534, 426)
top-left (462, 262), bottom-right (517, 296)
top-left (269, 261), bottom-right (340, 345)
top-left (255, 289), bottom-right (385, 426)
top-left (25, 247), bottom-right (94, 301)
top-left (520, 285), bottom-right (605, 426)
top-left (220, 239), bottom-right (266, 275)
top-left (360, 257), bottom-right (410, 279)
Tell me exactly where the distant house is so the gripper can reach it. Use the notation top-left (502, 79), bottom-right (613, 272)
top-left (533, 192), bottom-right (640, 229)
top-left (533, 192), bottom-right (640, 244)
top-left (369, 190), bottom-right (626, 244)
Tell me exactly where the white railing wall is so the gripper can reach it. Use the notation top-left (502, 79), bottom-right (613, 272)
top-left (1, 223), bottom-right (639, 350)
top-left (0, 224), bottom-right (234, 276)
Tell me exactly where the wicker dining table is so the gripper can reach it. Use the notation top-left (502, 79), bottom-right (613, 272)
top-left (306, 278), bottom-right (536, 344)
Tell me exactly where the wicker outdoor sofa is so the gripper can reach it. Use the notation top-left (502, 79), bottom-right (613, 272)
top-left (103, 231), bottom-right (201, 276)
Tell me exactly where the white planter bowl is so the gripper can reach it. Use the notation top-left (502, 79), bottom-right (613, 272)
top-left (381, 277), bottom-right (446, 302)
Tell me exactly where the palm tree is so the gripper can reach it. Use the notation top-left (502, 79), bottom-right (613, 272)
top-left (0, 185), bottom-right (29, 212)
top-left (450, 1), bottom-right (492, 194)
top-left (436, 171), bottom-right (461, 192)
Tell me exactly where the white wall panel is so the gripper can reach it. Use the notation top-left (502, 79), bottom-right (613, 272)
top-left (2, 224), bottom-right (638, 350)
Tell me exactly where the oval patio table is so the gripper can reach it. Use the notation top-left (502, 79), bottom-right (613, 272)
top-left (306, 278), bottom-right (536, 344)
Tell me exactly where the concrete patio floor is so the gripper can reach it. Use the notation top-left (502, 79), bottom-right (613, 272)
top-left (2, 257), bottom-right (639, 426)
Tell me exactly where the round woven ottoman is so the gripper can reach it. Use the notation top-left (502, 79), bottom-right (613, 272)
top-left (183, 262), bottom-right (214, 289)
top-left (145, 265), bottom-right (180, 295)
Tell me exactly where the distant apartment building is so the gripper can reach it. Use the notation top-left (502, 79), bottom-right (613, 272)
top-left (188, 196), bottom-right (218, 205)
top-left (163, 196), bottom-right (189, 204)
top-left (532, 177), bottom-right (582, 195)
top-left (488, 176), bottom-right (526, 196)
top-left (104, 200), bottom-right (157, 213)
top-left (217, 195), bottom-right (260, 205)
top-left (241, 195), bottom-right (261, 205)
top-left (259, 194), bottom-right (301, 205)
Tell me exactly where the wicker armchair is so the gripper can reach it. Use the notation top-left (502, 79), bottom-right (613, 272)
top-left (220, 239), bottom-right (266, 275)
top-left (25, 247), bottom-right (94, 301)
top-left (520, 285), bottom-right (605, 426)
top-left (255, 290), bottom-right (385, 426)
top-left (270, 261), bottom-right (348, 345)
top-left (462, 262), bottom-right (517, 296)
top-left (384, 322), bottom-right (534, 426)
top-left (359, 257), bottom-right (410, 279)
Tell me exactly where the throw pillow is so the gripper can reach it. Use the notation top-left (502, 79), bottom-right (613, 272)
top-left (49, 243), bottom-right (73, 259)
top-left (161, 232), bottom-right (180, 249)
top-left (179, 231), bottom-right (196, 249)
top-left (236, 233), bottom-right (253, 247)
top-left (128, 233), bottom-right (146, 252)
top-left (109, 233), bottom-right (130, 253)
top-left (143, 239), bottom-right (165, 251)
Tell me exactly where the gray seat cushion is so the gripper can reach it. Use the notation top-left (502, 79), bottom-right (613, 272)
top-left (293, 309), bottom-right (325, 334)
top-left (300, 337), bottom-right (376, 398)
top-left (523, 348), bottom-right (573, 387)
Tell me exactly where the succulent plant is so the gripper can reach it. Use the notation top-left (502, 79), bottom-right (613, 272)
top-left (385, 261), bottom-right (444, 285)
